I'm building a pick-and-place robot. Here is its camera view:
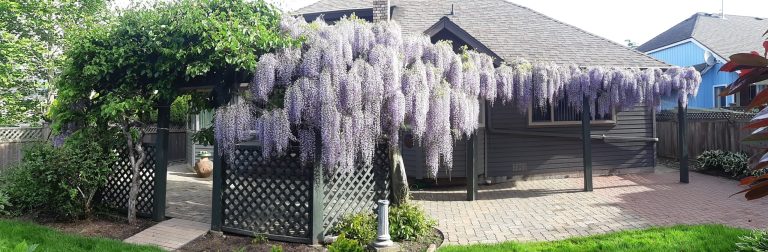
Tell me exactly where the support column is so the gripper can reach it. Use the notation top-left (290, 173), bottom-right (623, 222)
top-left (678, 100), bottom-right (689, 183)
top-left (153, 101), bottom-right (170, 221)
top-left (581, 95), bottom-right (593, 192)
top-left (466, 134), bottom-right (477, 201)
top-left (311, 136), bottom-right (324, 244)
top-left (210, 141), bottom-right (223, 231)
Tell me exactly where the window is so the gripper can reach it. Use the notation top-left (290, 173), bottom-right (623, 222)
top-left (529, 94), bottom-right (615, 126)
top-left (714, 86), bottom-right (727, 108)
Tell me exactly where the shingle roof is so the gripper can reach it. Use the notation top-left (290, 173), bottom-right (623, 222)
top-left (638, 13), bottom-right (768, 59)
top-left (297, 0), bottom-right (668, 68)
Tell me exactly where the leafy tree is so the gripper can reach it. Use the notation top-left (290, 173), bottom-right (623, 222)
top-left (53, 0), bottom-right (292, 223)
top-left (0, 0), bottom-right (108, 126)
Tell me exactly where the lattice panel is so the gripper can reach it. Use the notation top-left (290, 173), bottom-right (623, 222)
top-left (322, 144), bottom-right (391, 234)
top-left (98, 145), bottom-right (156, 217)
top-left (0, 127), bottom-right (43, 142)
top-left (657, 110), bottom-right (755, 121)
top-left (222, 146), bottom-right (313, 242)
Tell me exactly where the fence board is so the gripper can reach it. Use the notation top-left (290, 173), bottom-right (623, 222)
top-left (656, 111), bottom-right (754, 160)
top-left (0, 127), bottom-right (44, 171)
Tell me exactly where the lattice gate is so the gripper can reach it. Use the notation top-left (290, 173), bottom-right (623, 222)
top-left (219, 143), bottom-right (391, 243)
top-left (97, 145), bottom-right (157, 217)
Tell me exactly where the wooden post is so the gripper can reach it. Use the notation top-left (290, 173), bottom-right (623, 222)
top-left (678, 100), bottom-right (689, 183)
top-left (210, 142), bottom-right (223, 231)
top-left (466, 134), bottom-right (477, 201)
top-left (153, 101), bottom-right (170, 222)
top-left (311, 135), bottom-right (324, 244)
top-left (581, 95), bottom-right (593, 192)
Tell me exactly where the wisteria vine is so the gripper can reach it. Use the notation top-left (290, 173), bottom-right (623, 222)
top-left (214, 16), bottom-right (702, 177)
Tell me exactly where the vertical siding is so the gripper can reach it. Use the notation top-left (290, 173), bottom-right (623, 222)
top-left (648, 41), bottom-right (706, 67)
top-left (401, 137), bottom-right (467, 179)
top-left (485, 103), bottom-right (655, 178)
top-left (647, 41), bottom-right (738, 109)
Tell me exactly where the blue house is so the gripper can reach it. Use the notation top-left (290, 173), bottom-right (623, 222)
top-left (638, 13), bottom-right (768, 109)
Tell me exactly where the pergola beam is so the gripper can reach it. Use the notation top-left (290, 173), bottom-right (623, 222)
top-left (152, 101), bottom-right (170, 222)
top-left (466, 134), bottom-right (477, 201)
top-left (678, 100), bottom-right (689, 183)
top-left (582, 95), bottom-right (593, 192)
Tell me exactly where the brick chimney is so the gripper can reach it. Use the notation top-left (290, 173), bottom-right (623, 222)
top-left (373, 0), bottom-right (390, 22)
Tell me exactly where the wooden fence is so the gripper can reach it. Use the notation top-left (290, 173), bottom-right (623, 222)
top-left (656, 110), bottom-right (756, 160)
top-left (0, 127), bottom-right (46, 171)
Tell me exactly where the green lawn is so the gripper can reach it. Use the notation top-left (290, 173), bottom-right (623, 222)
top-left (0, 219), bottom-right (162, 252)
top-left (439, 225), bottom-right (752, 252)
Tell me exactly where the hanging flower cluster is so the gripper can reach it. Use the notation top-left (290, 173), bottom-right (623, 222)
top-left (214, 16), bottom-right (702, 178)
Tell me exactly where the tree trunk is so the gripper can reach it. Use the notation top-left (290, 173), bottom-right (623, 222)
top-left (122, 124), bottom-right (146, 224)
top-left (390, 147), bottom-right (409, 205)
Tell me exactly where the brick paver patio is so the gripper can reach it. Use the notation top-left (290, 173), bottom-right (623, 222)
top-left (166, 163), bottom-right (212, 223)
top-left (413, 167), bottom-right (768, 245)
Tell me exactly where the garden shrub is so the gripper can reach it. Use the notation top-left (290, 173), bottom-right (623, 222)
top-left (696, 150), bottom-right (760, 178)
top-left (330, 212), bottom-right (377, 246)
top-left (389, 202), bottom-right (436, 241)
top-left (328, 234), bottom-right (364, 252)
top-left (0, 189), bottom-right (10, 216)
top-left (0, 130), bottom-right (115, 219)
top-left (330, 202), bottom-right (437, 246)
top-left (736, 229), bottom-right (768, 252)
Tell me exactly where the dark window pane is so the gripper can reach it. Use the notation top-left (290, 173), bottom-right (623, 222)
top-left (532, 100), bottom-right (551, 122)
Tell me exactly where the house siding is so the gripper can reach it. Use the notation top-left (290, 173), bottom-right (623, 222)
top-left (402, 104), bottom-right (654, 180)
top-left (647, 41), bottom-right (738, 109)
top-left (484, 103), bottom-right (654, 179)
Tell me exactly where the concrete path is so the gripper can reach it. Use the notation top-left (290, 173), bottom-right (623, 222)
top-left (413, 166), bottom-right (768, 245)
top-left (124, 218), bottom-right (210, 251)
top-left (166, 163), bottom-right (212, 224)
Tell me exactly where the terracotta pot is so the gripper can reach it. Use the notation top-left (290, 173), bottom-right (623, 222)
top-left (195, 157), bottom-right (213, 178)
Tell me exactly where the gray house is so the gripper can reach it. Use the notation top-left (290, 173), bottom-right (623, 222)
top-left (297, 0), bottom-right (667, 185)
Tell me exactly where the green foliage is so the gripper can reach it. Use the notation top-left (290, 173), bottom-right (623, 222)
top-left (270, 245), bottom-right (283, 252)
top-left (696, 150), bottom-right (760, 178)
top-left (440, 224), bottom-right (751, 252)
top-left (737, 230), bottom-right (768, 252)
top-left (328, 234), bottom-right (365, 252)
top-left (252, 233), bottom-right (268, 245)
top-left (0, 188), bottom-right (10, 216)
top-left (389, 202), bottom-right (436, 241)
top-left (330, 212), bottom-right (377, 246)
top-left (0, 219), bottom-right (162, 252)
top-left (149, 94), bottom-right (192, 125)
top-left (0, 240), bottom-right (38, 252)
top-left (0, 129), bottom-right (115, 219)
top-left (331, 203), bottom-right (436, 246)
top-left (0, 0), bottom-right (108, 126)
top-left (192, 126), bottom-right (215, 146)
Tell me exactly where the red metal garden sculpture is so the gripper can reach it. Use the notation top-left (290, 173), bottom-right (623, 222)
top-left (720, 30), bottom-right (768, 200)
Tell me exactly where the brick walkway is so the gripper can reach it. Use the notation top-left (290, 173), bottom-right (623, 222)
top-left (124, 218), bottom-right (210, 250)
top-left (166, 163), bottom-right (212, 223)
top-left (413, 167), bottom-right (768, 245)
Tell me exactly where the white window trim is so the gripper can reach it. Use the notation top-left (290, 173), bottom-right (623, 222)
top-left (713, 84), bottom-right (729, 108)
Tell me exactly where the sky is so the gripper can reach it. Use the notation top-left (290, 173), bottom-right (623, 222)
top-left (113, 0), bottom-right (768, 46)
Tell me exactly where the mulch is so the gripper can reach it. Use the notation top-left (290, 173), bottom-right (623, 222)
top-left (179, 228), bottom-right (444, 252)
top-left (13, 212), bottom-right (156, 241)
top-left (178, 233), bottom-right (320, 252)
